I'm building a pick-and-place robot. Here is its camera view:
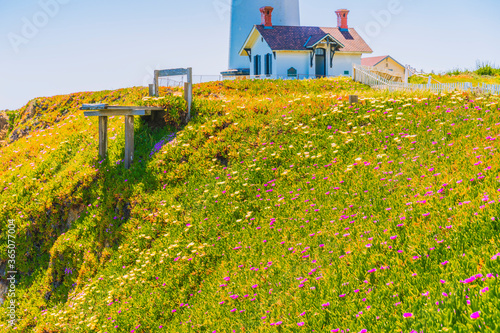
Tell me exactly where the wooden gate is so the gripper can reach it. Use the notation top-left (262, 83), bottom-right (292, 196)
top-left (151, 67), bottom-right (193, 120)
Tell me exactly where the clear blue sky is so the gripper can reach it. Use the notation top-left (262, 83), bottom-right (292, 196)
top-left (1, 0), bottom-right (499, 110)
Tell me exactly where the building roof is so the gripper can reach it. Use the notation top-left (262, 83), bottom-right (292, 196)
top-left (361, 55), bottom-right (389, 67)
top-left (361, 55), bottom-right (405, 68)
top-left (251, 25), bottom-right (372, 53)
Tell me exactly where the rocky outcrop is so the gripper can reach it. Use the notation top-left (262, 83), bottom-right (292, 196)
top-left (0, 262), bottom-right (8, 305)
top-left (8, 126), bottom-right (31, 143)
top-left (7, 99), bottom-right (70, 143)
top-left (8, 101), bottom-right (42, 143)
top-left (0, 111), bottom-right (9, 143)
top-left (66, 205), bottom-right (85, 229)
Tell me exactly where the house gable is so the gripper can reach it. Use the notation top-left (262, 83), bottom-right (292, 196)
top-left (362, 55), bottom-right (405, 69)
top-left (238, 26), bottom-right (262, 58)
top-left (385, 56), bottom-right (405, 70)
top-left (305, 33), bottom-right (345, 49)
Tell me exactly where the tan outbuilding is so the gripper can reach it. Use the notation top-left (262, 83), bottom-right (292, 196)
top-left (361, 55), bottom-right (407, 82)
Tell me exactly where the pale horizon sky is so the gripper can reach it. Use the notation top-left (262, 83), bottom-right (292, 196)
top-left (1, 0), bottom-right (499, 110)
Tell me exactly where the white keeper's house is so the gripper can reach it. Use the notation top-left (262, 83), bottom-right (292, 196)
top-left (233, 7), bottom-right (373, 79)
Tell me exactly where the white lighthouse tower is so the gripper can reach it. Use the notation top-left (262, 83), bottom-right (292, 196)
top-left (225, 0), bottom-right (300, 75)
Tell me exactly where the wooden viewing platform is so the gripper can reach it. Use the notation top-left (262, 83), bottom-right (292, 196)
top-left (81, 104), bottom-right (165, 169)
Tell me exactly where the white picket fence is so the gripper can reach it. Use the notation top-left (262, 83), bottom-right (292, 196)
top-left (353, 64), bottom-right (500, 95)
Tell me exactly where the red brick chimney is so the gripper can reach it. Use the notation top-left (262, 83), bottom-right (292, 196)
top-left (336, 9), bottom-right (350, 31)
top-left (260, 6), bottom-right (274, 28)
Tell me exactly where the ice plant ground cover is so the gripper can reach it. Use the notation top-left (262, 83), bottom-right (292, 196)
top-left (0, 77), bottom-right (499, 332)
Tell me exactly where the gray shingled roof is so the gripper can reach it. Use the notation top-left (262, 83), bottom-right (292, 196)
top-left (254, 25), bottom-right (372, 53)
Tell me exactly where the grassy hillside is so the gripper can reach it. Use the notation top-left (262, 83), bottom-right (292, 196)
top-left (409, 62), bottom-right (500, 85)
top-left (409, 74), bottom-right (500, 86)
top-left (1, 77), bottom-right (499, 332)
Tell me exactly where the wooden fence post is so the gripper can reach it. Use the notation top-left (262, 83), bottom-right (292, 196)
top-left (124, 116), bottom-right (134, 169)
top-left (184, 82), bottom-right (189, 103)
top-left (154, 70), bottom-right (159, 97)
top-left (349, 95), bottom-right (359, 104)
top-left (149, 84), bottom-right (155, 97)
top-left (186, 67), bottom-right (193, 120)
top-left (99, 116), bottom-right (108, 159)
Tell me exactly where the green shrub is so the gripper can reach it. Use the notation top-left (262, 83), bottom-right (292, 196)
top-left (475, 61), bottom-right (500, 76)
top-left (445, 68), bottom-right (463, 76)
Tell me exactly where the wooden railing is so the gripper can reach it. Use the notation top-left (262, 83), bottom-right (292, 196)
top-left (152, 68), bottom-right (193, 120)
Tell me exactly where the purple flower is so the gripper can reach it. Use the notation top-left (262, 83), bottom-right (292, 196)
top-left (297, 322), bottom-right (305, 326)
top-left (470, 311), bottom-right (480, 319)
